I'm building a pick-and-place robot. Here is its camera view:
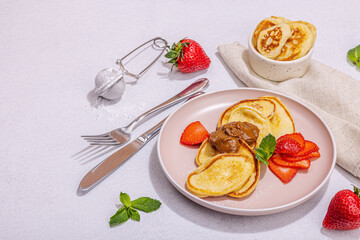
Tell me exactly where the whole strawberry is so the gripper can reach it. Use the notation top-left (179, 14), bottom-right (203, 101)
top-left (323, 185), bottom-right (360, 230)
top-left (165, 38), bottom-right (211, 73)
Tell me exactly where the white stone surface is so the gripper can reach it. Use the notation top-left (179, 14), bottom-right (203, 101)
top-left (1, 0), bottom-right (360, 239)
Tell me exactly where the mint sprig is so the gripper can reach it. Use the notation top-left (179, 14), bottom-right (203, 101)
top-left (109, 192), bottom-right (161, 227)
top-left (255, 133), bottom-right (276, 166)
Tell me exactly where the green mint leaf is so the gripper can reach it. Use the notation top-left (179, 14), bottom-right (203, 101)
top-left (128, 207), bottom-right (140, 221)
top-left (254, 147), bottom-right (268, 159)
top-left (255, 153), bottom-right (269, 166)
top-left (259, 134), bottom-right (276, 156)
top-left (348, 48), bottom-right (357, 63)
top-left (131, 197), bottom-right (162, 213)
top-left (109, 207), bottom-right (130, 227)
top-left (120, 192), bottom-right (131, 208)
top-left (255, 134), bottom-right (276, 166)
top-left (347, 45), bottom-right (360, 64)
top-left (255, 148), bottom-right (269, 166)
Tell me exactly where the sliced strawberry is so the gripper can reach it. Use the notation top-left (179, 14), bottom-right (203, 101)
top-left (180, 121), bottom-right (209, 145)
top-left (284, 151), bottom-right (321, 162)
top-left (274, 138), bottom-right (302, 154)
top-left (271, 153), bottom-right (310, 169)
top-left (269, 158), bottom-right (298, 183)
top-left (277, 133), bottom-right (305, 150)
top-left (287, 140), bottom-right (319, 157)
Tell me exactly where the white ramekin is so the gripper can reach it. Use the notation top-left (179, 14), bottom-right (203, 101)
top-left (248, 36), bottom-right (314, 82)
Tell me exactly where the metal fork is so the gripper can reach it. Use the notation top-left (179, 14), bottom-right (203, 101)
top-left (82, 78), bottom-right (209, 146)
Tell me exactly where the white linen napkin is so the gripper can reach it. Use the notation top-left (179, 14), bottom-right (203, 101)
top-left (218, 42), bottom-right (360, 178)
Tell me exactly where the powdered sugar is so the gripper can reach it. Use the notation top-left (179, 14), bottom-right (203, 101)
top-left (88, 91), bottom-right (146, 122)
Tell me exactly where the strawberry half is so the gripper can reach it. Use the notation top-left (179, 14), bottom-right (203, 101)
top-left (268, 157), bottom-right (298, 183)
top-left (271, 153), bottom-right (310, 169)
top-left (165, 38), bottom-right (211, 73)
top-left (180, 121), bottom-right (209, 145)
top-left (284, 151), bottom-right (320, 162)
top-left (323, 186), bottom-right (360, 230)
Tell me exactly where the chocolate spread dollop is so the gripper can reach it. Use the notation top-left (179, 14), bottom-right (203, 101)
top-left (208, 122), bottom-right (259, 153)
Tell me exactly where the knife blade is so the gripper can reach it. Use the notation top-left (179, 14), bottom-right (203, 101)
top-left (79, 91), bottom-right (206, 191)
top-left (79, 118), bottom-right (164, 191)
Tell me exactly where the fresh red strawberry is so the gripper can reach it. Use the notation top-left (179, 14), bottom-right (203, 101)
top-left (271, 153), bottom-right (310, 169)
top-left (165, 38), bottom-right (211, 73)
top-left (268, 158), bottom-right (298, 183)
top-left (287, 140), bottom-right (319, 157)
top-left (180, 121), bottom-right (209, 145)
top-left (284, 151), bottom-right (320, 162)
top-left (277, 133), bottom-right (305, 150)
top-left (274, 138), bottom-right (302, 154)
top-left (323, 186), bottom-right (360, 230)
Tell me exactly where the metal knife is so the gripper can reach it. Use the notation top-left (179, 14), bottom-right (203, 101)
top-left (79, 91), bottom-right (205, 191)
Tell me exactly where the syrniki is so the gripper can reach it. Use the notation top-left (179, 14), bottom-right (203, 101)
top-left (187, 153), bottom-right (255, 197)
top-left (276, 22), bottom-right (314, 61)
top-left (252, 16), bottom-right (316, 60)
top-left (195, 138), bottom-right (260, 199)
top-left (252, 17), bottom-right (288, 50)
top-left (218, 98), bottom-right (276, 127)
top-left (187, 96), bottom-right (295, 199)
top-left (293, 20), bottom-right (317, 44)
top-left (257, 23), bottom-right (292, 59)
top-left (258, 96), bottom-right (295, 138)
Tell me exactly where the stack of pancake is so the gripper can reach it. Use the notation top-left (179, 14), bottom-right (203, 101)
top-left (186, 96), bottom-right (295, 199)
top-left (252, 16), bottom-right (316, 61)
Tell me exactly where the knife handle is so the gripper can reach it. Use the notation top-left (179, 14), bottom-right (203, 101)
top-left (139, 118), bottom-right (167, 143)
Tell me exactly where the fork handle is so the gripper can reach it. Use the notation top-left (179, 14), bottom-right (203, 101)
top-left (139, 91), bottom-right (206, 143)
top-left (126, 78), bottom-right (209, 131)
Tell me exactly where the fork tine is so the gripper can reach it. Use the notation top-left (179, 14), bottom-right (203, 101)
top-left (81, 133), bottom-right (110, 138)
top-left (86, 139), bottom-right (118, 144)
top-left (83, 136), bottom-right (113, 141)
top-left (90, 143), bottom-right (121, 146)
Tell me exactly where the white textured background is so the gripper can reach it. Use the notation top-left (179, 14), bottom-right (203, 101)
top-left (1, 0), bottom-right (360, 239)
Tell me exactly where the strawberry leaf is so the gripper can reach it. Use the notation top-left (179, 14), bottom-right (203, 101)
top-left (165, 52), bottom-right (177, 58)
top-left (353, 185), bottom-right (360, 198)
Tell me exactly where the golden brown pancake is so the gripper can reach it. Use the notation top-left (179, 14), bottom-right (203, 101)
top-left (252, 17), bottom-right (286, 50)
top-left (258, 96), bottom-right (295, 137)
top-left (218, 98), bottom-right (276, 128)
top-left (275, 22), bottom-right (314, 61)
top-left (187, 153), bottom-right (254, 197)
top-left (188, 96), bottom-right (295, 199)
top-left (292, 20), bottom-right (316, 45)
top-left (228, 157), bottom-right (259, 198)
top-left (257, 23), bottom-right (292, 59)
top-left (196, 137), bottom-right (260, 199)
top-left (196, 139), bottom-right (217, 166)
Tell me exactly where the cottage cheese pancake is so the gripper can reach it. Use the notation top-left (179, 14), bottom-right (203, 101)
top-left (257, 23), bottom-right (292, 59)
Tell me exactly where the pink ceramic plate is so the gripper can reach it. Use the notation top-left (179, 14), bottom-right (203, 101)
top-left (157, 88), bottom-right (336, 215)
